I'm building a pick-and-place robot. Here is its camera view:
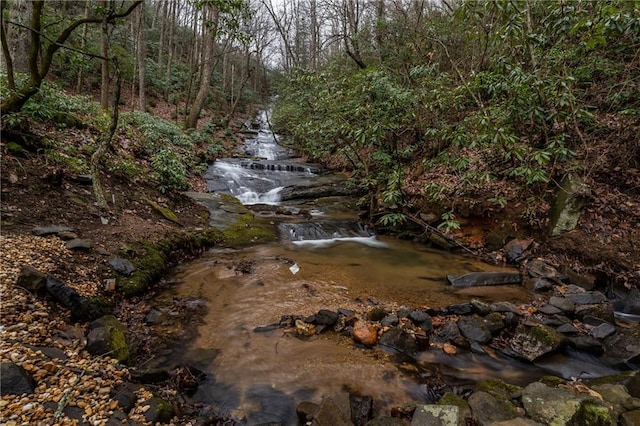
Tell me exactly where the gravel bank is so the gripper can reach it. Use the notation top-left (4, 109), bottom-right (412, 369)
top-left (0, 234), bottom-right (176, 425)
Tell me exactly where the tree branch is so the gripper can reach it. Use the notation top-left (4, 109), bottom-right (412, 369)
top-left (8, 20), bottom-right (108, 60)
top-left (41, 0), bottom-right (142, 78)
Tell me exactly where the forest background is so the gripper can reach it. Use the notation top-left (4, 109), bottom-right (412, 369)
top-left (1, 0), bottom-right (639, 291)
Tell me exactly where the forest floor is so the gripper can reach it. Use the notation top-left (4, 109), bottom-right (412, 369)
top-left (1, 105), bottom-right (639, 424)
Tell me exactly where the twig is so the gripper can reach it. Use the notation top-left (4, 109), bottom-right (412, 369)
top-left (54, 368), bottom-right (86, 420)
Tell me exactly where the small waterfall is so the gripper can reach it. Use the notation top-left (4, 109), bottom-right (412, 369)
top-left (204, 109), bottom-right (317, 205)
top-left (279, 220), bottom-right (384, 247)
top-left (205, 159), bottom-right (316, 205)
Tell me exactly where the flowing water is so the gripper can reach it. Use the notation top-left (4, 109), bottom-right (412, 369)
top-left (152, 111), bottom-right (619, 423)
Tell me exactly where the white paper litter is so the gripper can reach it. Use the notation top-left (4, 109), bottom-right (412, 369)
top-left (289, 263), bottom-right (300, 275)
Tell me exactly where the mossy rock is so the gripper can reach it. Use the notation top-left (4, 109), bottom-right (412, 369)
top-left (567, 400), bottom-right (614, 426)
top-left (587, 371), bottom-right (640, 398)
top-left (86, 315), bottom-right (131, 363)
top-left (220, 213), bottom-right (277, 247)
top-left (438, 392), bottom-right (472, 420)
top-left (540, 375), bottom-right (566, 387)
top-left (147, 199), bottom-right (182, 225)
top-left (117, 227), bottom-right (230, 296)
top-left (86, 296), bottom-right (113, 316)
top-left (367, 307), bottom-right (388, 322)
top-left (509, 323), bottom-right (567, 362)
top-left (474, 379), bottom-right (522, 400)
top-left (118, 243), bottom-right (169, 296)
top-left (116, 206), bottom-right (276, 297)
top-left (144, 395), bottom-right (174, 424)
top-left (52, 111), bottom-right (87, 129)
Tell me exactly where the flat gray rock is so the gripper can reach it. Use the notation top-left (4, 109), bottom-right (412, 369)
top-left (447, 272), bottom-right (522, 288)
top-left (32, 225), bottom-right (75, 236)
top-left (65, 238), bottom-right (92, 251)
top-left (108, 258), bottom-right (136, 276)
top-left (410, 405), bottom-right (460, 426)
top-left (521, 382), bottom-right (584, 425)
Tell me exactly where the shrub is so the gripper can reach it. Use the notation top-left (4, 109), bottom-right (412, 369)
top-left (151, 148), bottom-right (189, 193)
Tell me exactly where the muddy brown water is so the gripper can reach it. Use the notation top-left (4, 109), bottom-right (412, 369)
top-left (152, 236), bottom-right (545, 422)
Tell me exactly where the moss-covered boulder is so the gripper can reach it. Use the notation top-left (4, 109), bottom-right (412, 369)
top-left (550, 174), bottom-right (591, 237)
top-left (474, 379), bottom-right (522, 400)
top-left (143, 395), bottom-right (174, 424)
top-left (467, 391), bottom-right (520, 425)
top-left (522, 382), bottom-right (585, 426)
top-left (438, 392), bottom-right (472, 422)
top-left (86, 315), bottom-right (131, 363)
top-left (567, 400), bottom-right (615, 426)
top-left (117, 210), bottom-right (276, 297)
top-left (147, 199), bottom-right (182, 225)
top-left (509, 323), bottom-right (566, 362)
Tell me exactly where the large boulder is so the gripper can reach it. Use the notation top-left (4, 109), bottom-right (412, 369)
top-left (86, 315), bottom-right (131, 362)
top-left (379, 326), bottom-right (417, 354)
top-left (521, 382), bottom-right (585, 425)
top-left (457, 316), bottom-right (492, 344)
top-left (410, 405), bottom-right (460, 426)
top-left (508, 324), bottom-right (566, 362)
top-left (467, 391), bottom-right (519, 425)
top-left (0, 362), bottom-right (36, 395)
top-left (549, 174), bottom-right (591, 237)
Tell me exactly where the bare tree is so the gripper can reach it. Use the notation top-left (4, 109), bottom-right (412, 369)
top-left (137, 0), bottom-right (147, 111)
top-left (185, 3), bottom-right (219, 129)
top-left (0, 0), bottom-right (141, 116)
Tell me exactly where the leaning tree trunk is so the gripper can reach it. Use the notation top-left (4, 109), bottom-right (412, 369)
top-left (184, 4), bottom-right (218, 129)
top-left (91, 60), bottom-right (121, 210)
top-left (100, 0), bottom-right (110, 109)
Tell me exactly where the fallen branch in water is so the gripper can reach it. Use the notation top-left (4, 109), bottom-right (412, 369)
top-left (404, 211), bottom-right (476, 255)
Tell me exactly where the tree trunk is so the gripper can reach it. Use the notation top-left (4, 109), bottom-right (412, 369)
top-left (184, 4), bottom-right (219, 129)
top-left (100, 1), bottom-right (110, 109)
top-left (6, 0), bottom-right (30, 73)
top-left (92, 60), bottom-right (121, 210)
top-left (137, 0), bottom-right (146, 111)
top-left (0, 0), bottom-right (15, 89)
top-left (164, 0), bottom-right (176, 101)
top-left (157, 0), bottom-right (167, 74)
top-left (75, 0), bottom-right (90, 93)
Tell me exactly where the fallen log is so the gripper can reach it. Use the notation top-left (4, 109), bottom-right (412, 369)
top-left (45, 276), bottom-right (102, 321)
top-left (447, 272), bottom-right (522, 288)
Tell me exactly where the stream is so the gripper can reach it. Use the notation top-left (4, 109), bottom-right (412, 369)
top-left (149, 111), bottom-right (622, 424)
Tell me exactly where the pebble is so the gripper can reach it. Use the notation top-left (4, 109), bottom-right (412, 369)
top-left (0, 234), bottom-right (169, 425)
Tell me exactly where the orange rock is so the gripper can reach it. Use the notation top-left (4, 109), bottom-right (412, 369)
top-left (443, 343), bottom-right (457, 355)
top-left (353, 321), bottom-right (378, 346)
